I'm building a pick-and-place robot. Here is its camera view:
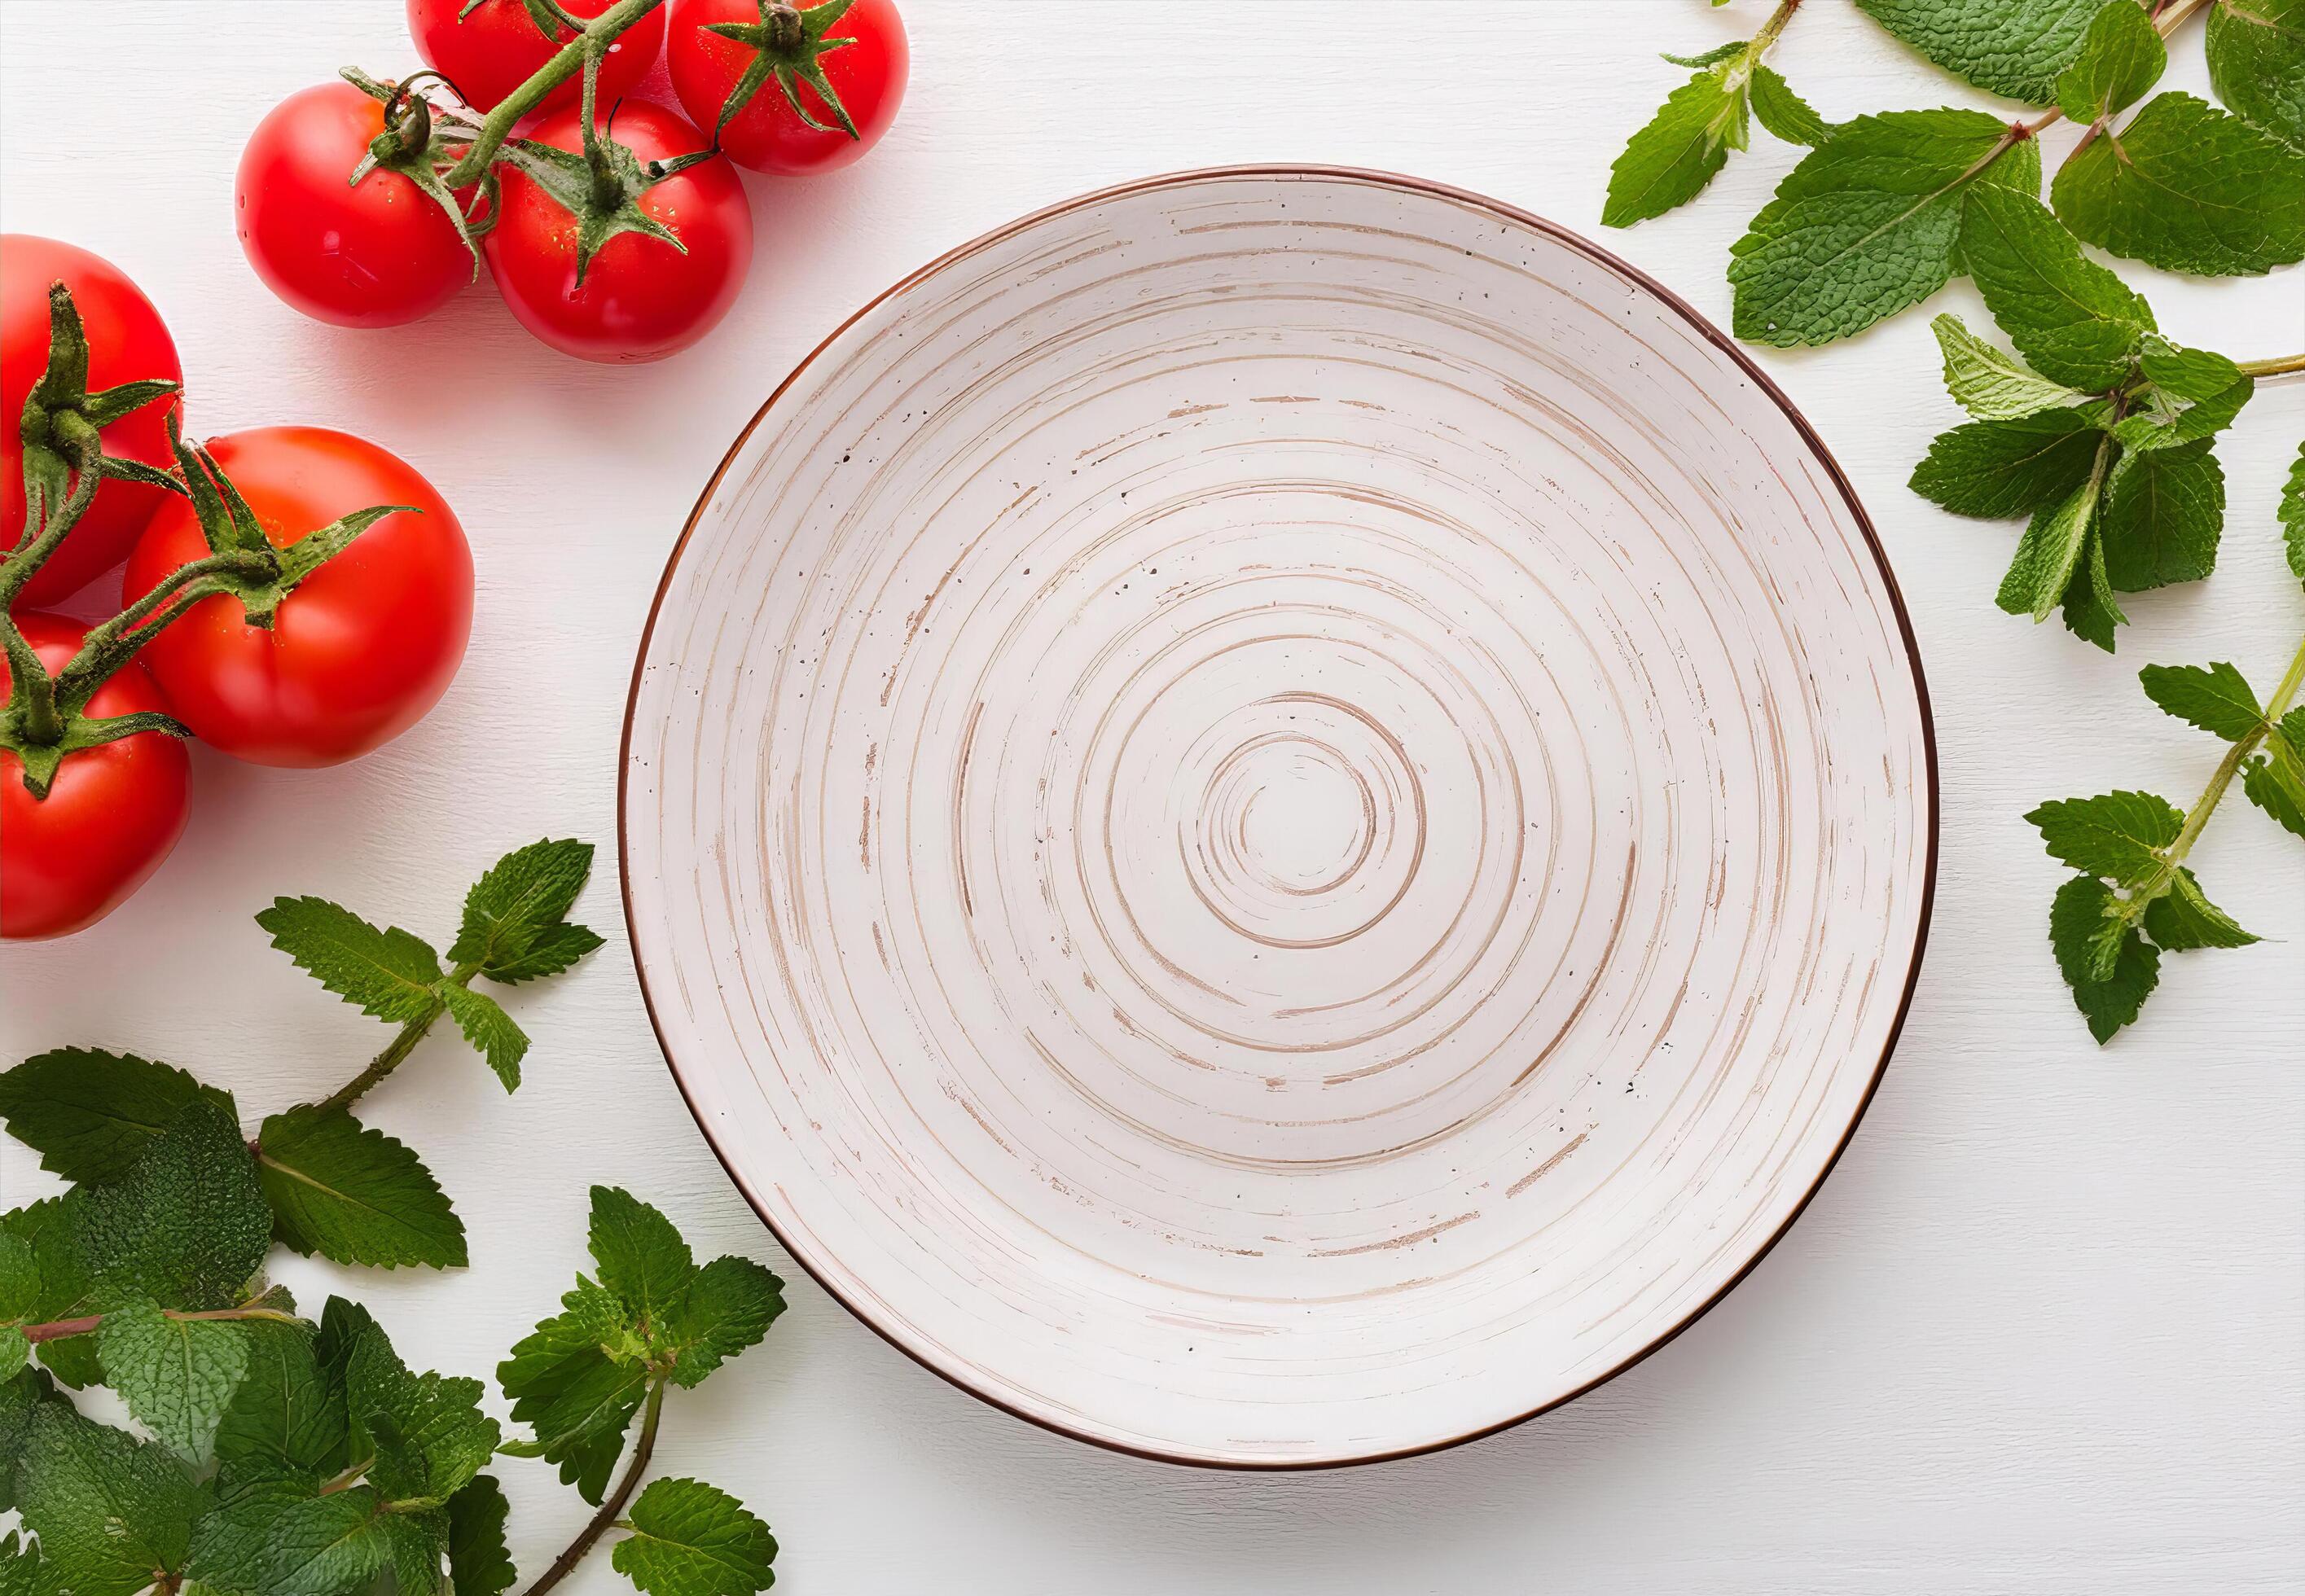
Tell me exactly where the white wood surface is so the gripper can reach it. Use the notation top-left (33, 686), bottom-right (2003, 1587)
top-left (3, 1), bottom-right (2301, 1589)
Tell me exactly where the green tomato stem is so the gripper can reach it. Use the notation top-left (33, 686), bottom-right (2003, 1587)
top-left (519, 1377), bottom-right (666, 1596)
top-left (440, 0), bottom-right (667, 186)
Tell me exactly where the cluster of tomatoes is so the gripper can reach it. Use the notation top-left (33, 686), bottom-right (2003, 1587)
top-left (1, 240), bottom-right (472, 939)
top-left (236, 0), bottom-right (908, 362)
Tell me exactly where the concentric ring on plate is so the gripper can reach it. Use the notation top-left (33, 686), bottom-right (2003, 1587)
top-left (621, 167), bottom-right (1936, 1468)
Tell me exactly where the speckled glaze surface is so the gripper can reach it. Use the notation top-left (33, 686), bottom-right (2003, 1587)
top-left (621, 168), bottom-right (1936, 1468)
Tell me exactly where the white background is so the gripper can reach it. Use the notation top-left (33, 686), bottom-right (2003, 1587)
top-left (5, 2), bottom-right (2303, 1591)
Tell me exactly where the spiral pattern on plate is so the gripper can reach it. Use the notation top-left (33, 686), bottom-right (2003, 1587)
top-left (623, 169), bottom-right (1934, 1467)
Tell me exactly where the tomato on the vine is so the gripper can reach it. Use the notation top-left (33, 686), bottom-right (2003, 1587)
top-left (667, 0), bottom-right (907, 176)
top-left (2, 238), bottom-right (182, 607)
top-left (2, 612), bottom-right (191, 940)
top-left (482, 99), bottom-right (753, 363)
top-left (121, 428), bottom-right (472, 767)
top-left (237, 83), bottom-right (475, 329)
top-left (407, 0), bottom-right (666, 114)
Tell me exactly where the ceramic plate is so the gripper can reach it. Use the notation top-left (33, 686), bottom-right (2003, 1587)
top-left (621, 167), bottom-right (1935, 1468)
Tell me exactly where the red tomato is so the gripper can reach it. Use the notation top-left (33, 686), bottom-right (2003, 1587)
top-left (407, 0), bottom-right (665, 114)
top-left (2, 239), bottom-right (182, 607)
top-left (2, 613), bottom-right (191, 940)
top-left (236, 83), bottom-right (475, 329)
top-left (482, 99), bottom-right (752, 363)
top-left (121, 428), bottom-right (472, 767)
top-left (667, 0), bottom-right (907, 175)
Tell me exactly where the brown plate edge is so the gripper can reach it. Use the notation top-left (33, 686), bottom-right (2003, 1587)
top-left (615, 163), bottom-right (1942, 1472)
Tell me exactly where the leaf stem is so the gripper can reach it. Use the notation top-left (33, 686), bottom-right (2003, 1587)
top-left (2160, 630), bottom-right (2305, 872)
top-left (2237, 351), bottom-right (2305, 380)
top-left (20, 1301), bottom-right (301, 1345)
top-left (314, 962), bottom-right (479, 1114)
top-left (519, 1378), bottom-right (665, 1596)
top-left (1750, 0), bottom-right (1802, 57)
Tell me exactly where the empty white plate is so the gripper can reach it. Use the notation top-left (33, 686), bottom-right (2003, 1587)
top-left (621, 167), bottom-right (1935, 1467)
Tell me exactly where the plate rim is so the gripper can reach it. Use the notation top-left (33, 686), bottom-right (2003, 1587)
top-left (617, 162), bottom-right (1942, 1471)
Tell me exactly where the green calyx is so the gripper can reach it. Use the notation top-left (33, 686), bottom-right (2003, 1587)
top-left (343, 68), bottom-right (494, 278)
top-left (704, 0), bottom-right (864, 143)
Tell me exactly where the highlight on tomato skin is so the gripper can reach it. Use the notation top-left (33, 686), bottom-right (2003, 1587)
top-left (406, 0), bottom-right (666, 115)
top-left (666, 0), bottom-right (909, 177)
top-left (121, 427), bottom-right (475, 769)
top-left (482, 99), bottom-right (755, 364)
top-left (0, 237), bottom-right (182, 607)
top-left (1, 612), bottom-right (193, 941)
top-left (235, 83), bottom-right (476, 330)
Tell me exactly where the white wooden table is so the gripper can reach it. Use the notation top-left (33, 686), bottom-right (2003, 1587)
top-left (5, 3), bottom-right (2302, 1590)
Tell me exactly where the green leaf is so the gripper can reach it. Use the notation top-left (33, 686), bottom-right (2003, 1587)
top-left (94, 1299), bottom-right (253, 1460)
top-left (0, 1331), bottom-right (24, 1387)
top-left (340, 1311), bottom-right (498, 1509)
top-left (2027, 789), bottom-right (2183, 884)
top-left (1957, 184), bottom-right (2156, 390)
top-left (2049, 874), bottom-right (2161, 1041)
top-left (2, 1199), bottom-right (96, 1389)
top-left (2206, 0), bottom-right (2305, 150)
top-left (439, 984), bottom-right (529, 1091)
top-left (0, 1529), bottom-right (64, 1596)
top-left (1910, 408), bottom-right (2102, 517)
top-left (188, 1471), bottom-right (390, 1596)
top-left (2098, 438), bottom-right (2224, 590)
top-left (258, 897), bottom-right (446, 1025)
top-left (2052, 90), bottom-right (2305, 274)
top-left (0, 1366), bottom-right (71, 1515)
top-left (446, 839), bottom-right (602, 982)
top-left (1995, 458), bottom-right (2109, 621)
top-left (1856, 0), bottom-right (2118, 104)
top-left (2281, 441), bottom-right (2305, 587)
top-left (1603, 63), bottom-right (1751, 226)
top-left (589, 1186), bottom-right (695, 1318)
top-left (0, 1234), bottom-right (34, 1327)
top-left (380, 1506), bottom-right (453, 1596)
top-left (2059, 520), bottom-right (2127, 651)
top-left (1661, 42), bottom-right (1745, 68)
top-left (0, 1050), bottom-right (233, 1185)
top-left (1930, 314), bottom-right (2090, 420)
top-left (497, 1278), bottom-right (651, 1505)
top-left (213, 1321), bottom-right (349, 1477)
top-left (2138, 336), bottom-right (2248, 401)
top-left (1729, 109), bottom-right (2038, 347)
top-left (2055, 0), bottom-right (2165, 123)
top-left (15, 1402), bottom-right (202, 1596)
top-left (2138, 660), bottom-right (2265, 739)
top-left (256, 1107), bottom-right (467, 1270)
top-left (2141, 866), bottom-right (2259, 949)
top-left (74, 1098), bottom-right (272, 1313)
top-left (663, 1256), bottom-right (784, 1389)
top-left (612, 1477), bottom-right (777, 1596)
top-left (1750, 65), bottom-right (1829, 146)
top-left (447, 1475), bottom-right (517, 1596)
top-left (2242, 712), bottom-right (2305, 839)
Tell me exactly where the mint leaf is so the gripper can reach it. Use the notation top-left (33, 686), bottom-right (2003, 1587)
top-left (1910, 408), bottom-right (2101, 517)
top-left (2055, 0), bottom-right (2165, 123)
top-left (1604, 62), bottom-right (1751, 227)
top-left (2139, 660), bottom-right (2264, 739)
top-left (498, 1275), bottom-right (650, 1504)
top-left (0, 1331), bottom-right (24, 1387)
top-left (612, 1477), bottom-right (777, 1596)
top-left (2138, 337), bottom-right (2248, 402)
top-left (1729, 109), bottom-right (2038, 347)
top-left (2206, 0), bottom-right (2305, 151)
top-left (0, 1366), bottom-right (70, 1515)
top-left (380, 1506), bottom-right (453, 1596)
top-left (213, 1321), bottom-right (349, 1476)
top-left (446, 839), bottom-right (603, 983)
top-left (2142, 866), bottom-right (2259, 949)
top-left (0, 1530), bottom-right (64, 1596)
top-left (94, 1299), bottom-right (252, 1460)
top-left (340, 1309), bottom-right (498, 1509)
top-left (1930, 314), bottom-right (2089, 420)
top-left (257, 1107), bottom-right (467, 1269)
top-left (2242, 712), bottom-right (2305, 840)
top-left (1662, 42), bottom-right (1746, 68)
top-left (1857, 0), bottom-right (2115, 104)
top-left (2112, 340), bottom-right (2255, 450)
top-left (2282, 441), bottom-right (2305, 587)
top-left (589, 1186), bottom-right (694, 1318)
top-left (663, 1256), bottom-right (784, 1388)
top-left (2049, 874), bottom-right (2161, 1041)
top-left (0, 1234), bottom-right (34, 1326)
top-left (188, 1471), bottom-right (390, 1596)
top-left (439, 984), bottom-right (529, 1091)
top-left (2060, 518), bottom-right (2127, 651)
top-left (0, 1050), bottom-right (231, 1184)
top-left (2027, 789), bottom-right (2183, 884)
top-left (2098, 439), bottom-right (2224, 590)
top-left (1750, 65), bottom-right (1829, 146)
top-left (259, 897), bottom-right (446, 1025)
top-left (447, 1475), bottom-right (517, 1596)
top-left (1957, 185), bottom-right (2156, 390)
top-left (2053, 91), bottom-right (2305, 275)
top-left (15, 1402), bottom-right (202, 1596)
top-left (3, 1199), bottom-right (97, 1389)
top-left (1996, 458), bottom-right (2110, 623)
top-left (75, 1098), bottom-right (271, 1313)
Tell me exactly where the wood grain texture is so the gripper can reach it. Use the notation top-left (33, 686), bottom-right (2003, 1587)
top-left (623, 169), bottom-right (1934, 1465)
top-left (1, 0), bottom-right (2299, 1587)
